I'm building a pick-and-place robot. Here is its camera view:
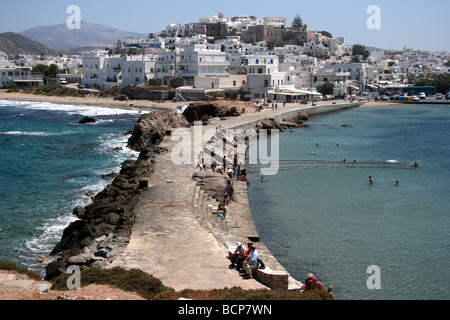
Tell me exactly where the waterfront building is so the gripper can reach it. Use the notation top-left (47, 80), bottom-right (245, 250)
top-left (244, 54), bottom-right (288, 99)
top-left (178, 44), bottom-right (229, 87)
top-left (0, 53), bottom-right (44, 87)
top-left (0, 64), bottom-right (44, 87)
top-left (82, 50), bottom-right (158, 89)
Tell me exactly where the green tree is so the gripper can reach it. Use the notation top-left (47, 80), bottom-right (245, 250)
top-left (318, 31), bottom-right (332, 38)
top-left (352, 44), bottom-right (370, 60)
top-left (316, 82), bottom-right (335, 96)
top-left (32, 64), bottom-right (60, 79)
top-left (291, 15), bottom-right (304, 28)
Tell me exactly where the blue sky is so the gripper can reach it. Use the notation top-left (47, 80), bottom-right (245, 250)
top-left (1, 0), bottom-right (449, 51)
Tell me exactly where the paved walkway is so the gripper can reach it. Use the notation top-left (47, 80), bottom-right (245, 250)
top-left (109, 101), bottom-right (362, 291)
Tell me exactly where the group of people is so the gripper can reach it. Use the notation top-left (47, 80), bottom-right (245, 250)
top-left (230, 243), bottom-right (335, 297)
top-left (304, 273), bottom-right (334, 298)
top-left (229, 242), bottom-right (262, 279)
top-left (202, 154), bottom-right (250, 184)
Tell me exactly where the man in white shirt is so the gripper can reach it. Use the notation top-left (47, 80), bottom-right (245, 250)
top-left (229, 242), bottom-right (246, 271)
top-left (243, 244), bottom-right (260, 279)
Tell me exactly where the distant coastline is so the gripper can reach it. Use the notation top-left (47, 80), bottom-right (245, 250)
top-left (0, 89), bottom-right (406, 111)
top-left (0, 89), bottom-right (182, 111)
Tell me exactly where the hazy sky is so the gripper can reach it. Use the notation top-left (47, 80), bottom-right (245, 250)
top-left (1, 0), bottom-right (449, 51)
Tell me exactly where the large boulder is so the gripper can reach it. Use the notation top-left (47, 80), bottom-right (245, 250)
top-left (127, 111), bottom-right (188, 152)
top-left (192, 171), bottom-right (233, 201)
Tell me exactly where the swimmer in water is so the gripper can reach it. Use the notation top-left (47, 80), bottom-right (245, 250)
top-left (395, 181), bottom-right (399, 186)
top-left (369, 176), bottom-right (374, 184)
top-left (413, 162), bottom-right (419, 168)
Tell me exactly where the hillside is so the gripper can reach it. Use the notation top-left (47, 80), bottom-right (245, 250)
top-left (0, 32), bottom-right (58, 56)
top-left (20, 21), bottom-right (148, 50)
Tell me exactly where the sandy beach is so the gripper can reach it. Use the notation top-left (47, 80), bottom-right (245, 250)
top-left (361, 100), bottom-right (402, 106)
top-left (0, 90), bottom-right (185, 111)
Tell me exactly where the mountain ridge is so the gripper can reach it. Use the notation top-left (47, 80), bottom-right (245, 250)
top-left (19, 21), bottom-right (148, 50)
top-left (0, 32), bottom-right (58, 56)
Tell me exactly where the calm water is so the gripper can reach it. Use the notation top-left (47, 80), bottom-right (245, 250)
top-left (0, 100), bottom-right (146, 276)
top-left (248, 103), bottom-right (450, 300)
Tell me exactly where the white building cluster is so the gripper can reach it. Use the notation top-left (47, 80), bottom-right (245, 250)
top-left (2, 12), bottom-right (448, 99)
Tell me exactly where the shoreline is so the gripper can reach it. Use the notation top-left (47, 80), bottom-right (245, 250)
top-left (0, 90), bottom-right (185, 111)
top-left (2, 95), bottom-right (363, 295)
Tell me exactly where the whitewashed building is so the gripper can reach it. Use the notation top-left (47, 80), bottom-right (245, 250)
top-left (82, 50), bottom-right (158, 89)
top-left (178, 44), bottom-right (229, 86)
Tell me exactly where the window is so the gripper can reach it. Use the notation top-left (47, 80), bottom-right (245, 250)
top-left (264, 79), bottom-right (269, 86)
top-left (258, 68), bottom-right (263, 74)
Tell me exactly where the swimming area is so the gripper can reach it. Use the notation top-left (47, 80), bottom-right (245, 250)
top-left (248, 103), bottom-right (450, 300)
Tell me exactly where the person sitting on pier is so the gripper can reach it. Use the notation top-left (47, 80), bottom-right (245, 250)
top-left (218, 197), bottom-right (228, 221)
top-left (311, 276), bottom-right (325, 291)
top-left (240, 174), bottom-right (249, 184)
top-left (243, 244), bottom-right (260, 279)
top-left (229, 242), bottom-right (247, 271)
top-left (304, 273), bottom-right (314, 291)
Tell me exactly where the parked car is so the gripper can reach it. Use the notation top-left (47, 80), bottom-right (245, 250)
top-left (419, 92), bottom-right (426, 99)
top-left (358, 96), bottom-right (367, 101)
top-left (436, 93), bottom-right (443, 99)
top-left (380, 95), bottom-right (389, 101)
top-left (413, 95), bottom-right (420, 101)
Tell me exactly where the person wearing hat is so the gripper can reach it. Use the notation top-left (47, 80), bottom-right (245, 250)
top-left (304, 273), bottom-right (314, 291)
top-left (229, 242), bottom-right (246, 271)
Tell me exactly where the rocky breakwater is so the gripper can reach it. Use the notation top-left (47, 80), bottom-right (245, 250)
top-left (45, 110), bottom-right (188, 280)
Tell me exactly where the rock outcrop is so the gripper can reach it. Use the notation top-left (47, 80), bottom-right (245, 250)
top-left (127, 110), bottom-right (188, 152)
top-left (192, 171), bottom-right (234, 201)
top-left (182, 101), bottom-right (259, 124)
top-left (79, 116), bottom-right (96, 124)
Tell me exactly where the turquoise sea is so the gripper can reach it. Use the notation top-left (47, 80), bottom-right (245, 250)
top-left (1, 99), bottom-right (448, 300)
top-left (248, 103), bottom-right (450, 300)
top-left (0, 100), bottom-right (145, 276)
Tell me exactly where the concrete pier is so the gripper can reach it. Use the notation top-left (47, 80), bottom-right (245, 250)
top-left (109, 101), bottom-right (363, 292)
